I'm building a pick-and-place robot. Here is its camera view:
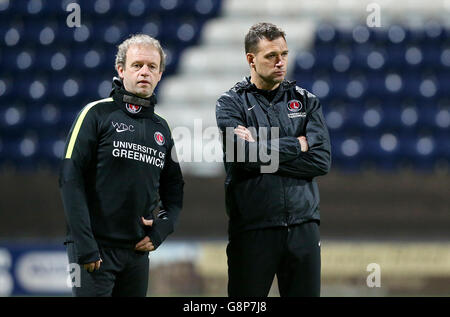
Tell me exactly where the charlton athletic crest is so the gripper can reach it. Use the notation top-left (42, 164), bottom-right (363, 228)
top-left (154, 132), bottom-right (165, 146)
top-left (287, 100), bottom-right (302, 112)
top-left (126, 103), bottom-right (142, 114)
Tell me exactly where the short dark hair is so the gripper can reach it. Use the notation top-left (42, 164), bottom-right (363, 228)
top-left (245, 22), bottom-right (286, 54)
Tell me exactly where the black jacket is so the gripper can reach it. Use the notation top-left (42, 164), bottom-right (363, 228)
top-left (215, 77), bottom-right (331, 237)
top-left (59, 78), bottom-right (184, 264)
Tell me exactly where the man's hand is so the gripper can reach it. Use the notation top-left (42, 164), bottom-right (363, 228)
top-left (135, 217), bottom-right (155, 252)
top-left (83, 259), bottom-right (102, 272)
top-left (234, 125), bottom-right (255, 142)
top-left (297, 136), bottom-right (308, 152)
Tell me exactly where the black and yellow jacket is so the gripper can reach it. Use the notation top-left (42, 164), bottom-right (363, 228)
top-left (59, 78), bottom-right (184, 264)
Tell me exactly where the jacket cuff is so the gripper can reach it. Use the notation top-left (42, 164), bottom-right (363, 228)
top-left (146, 228), bottom-right (162, 250)
top-left (281, 136), bottom-right (302, 158)
top-left (145, 218), bottom-right (174, 249)
top-left (78, 250), bottom-right (101, 265)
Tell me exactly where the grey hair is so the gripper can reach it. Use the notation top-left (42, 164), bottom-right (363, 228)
top-left (115, 34), bottom-right (166, 72)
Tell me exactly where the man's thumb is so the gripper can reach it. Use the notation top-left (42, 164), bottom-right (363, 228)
top-left (141, 217), bottom-right (153, 227)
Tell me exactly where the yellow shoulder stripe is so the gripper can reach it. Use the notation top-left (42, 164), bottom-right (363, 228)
top-left (154, 112), bottom-right (166, 122)
top-left (65, 97), bottom-right (113, 159)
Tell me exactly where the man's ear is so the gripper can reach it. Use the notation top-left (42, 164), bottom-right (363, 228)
top-left (117, 64), bottom-right (125, 79)
top-left (246, 53), bottom-right (255, 67)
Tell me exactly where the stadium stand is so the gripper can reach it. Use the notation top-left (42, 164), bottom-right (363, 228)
top-left (0, 0), bottom-right (448, 174)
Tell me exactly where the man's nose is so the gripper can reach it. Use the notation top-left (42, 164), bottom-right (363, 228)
top-left (275, 57), bottom-right (285, 67)
top-left (139, 64), bottom-right (150, 76)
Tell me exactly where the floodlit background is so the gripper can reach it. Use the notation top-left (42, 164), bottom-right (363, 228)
top-left (0, 0), bottom-right (449, 296)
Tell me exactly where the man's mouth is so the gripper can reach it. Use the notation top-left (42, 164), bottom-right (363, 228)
top-left (138, 80), bottom-right (150, 85)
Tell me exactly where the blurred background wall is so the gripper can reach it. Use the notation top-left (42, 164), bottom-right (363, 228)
top-left (0, 0), bottom-right (449, 296)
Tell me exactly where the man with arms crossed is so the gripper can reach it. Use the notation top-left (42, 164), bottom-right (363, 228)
top-left (60, 34), bottom-right (184, 296)
top-left (216, 23), bottom-right (331, 296)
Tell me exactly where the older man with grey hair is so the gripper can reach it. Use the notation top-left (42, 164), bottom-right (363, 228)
top-left (59, 34), bottom-right (184, 297)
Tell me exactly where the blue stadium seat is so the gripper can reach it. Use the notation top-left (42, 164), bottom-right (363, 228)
top-left (436, 73), bottom-right (450, 98)
top-left (380, 103), bottom-right (405, 131)
top-left (399, 133), bottom-right (438, 170)
top-left (363, 133), bottom-right (401, 170)
top-left (1, 48), bottom-right (22, 71)
top-left (330, 134), bottom-right (365, 171)
top-left (77, 0), bottom-right (119, 15)
top-left (363, 72), bottom-right (385, 97)
top-left (323, 104), bottom-right (347, 133)
top-left (38, 137), bottom-right (67, 165)
top-left (0, 104), bottom-right (27, 136)
top-left (352, 44), bottom-right (383, 70)
top-left (434, 105), bottom-right (450, 131)
top-left (435, 132), bottom-right (450, 160)
top-left (31, 49), bottom-right (59, 70)
top-left (24, 103), bottom-right (67, 134)
top-left (420, 44), bottom-right (441, 68)
top-left (0, 77), bottom-right (13, 101)
top-left (3, 26), bottom-right (24, 47)
top-left (315, 24), bottom-right (339, 45)
top-left (192, 0), bottom-right (223, 19)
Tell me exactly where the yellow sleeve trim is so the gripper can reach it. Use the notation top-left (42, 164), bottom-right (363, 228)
top-left (65, 97), bottom-right (113, 159)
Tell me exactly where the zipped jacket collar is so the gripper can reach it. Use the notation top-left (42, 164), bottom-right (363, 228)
top-left (110, 77), bottom-right (157, 119)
